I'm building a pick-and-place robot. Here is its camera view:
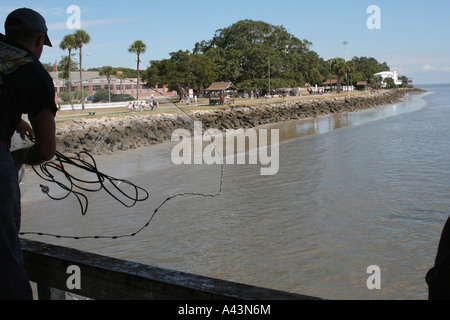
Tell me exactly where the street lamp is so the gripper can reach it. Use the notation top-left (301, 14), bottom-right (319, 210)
top-left (342, 41), bottom-right (348, 61)
top-left (328, 60), bottom-right (332, 93)
top-left (268, 57), bottom-right (271, 95)
top-left (342, 41), bottom-right (348, 92)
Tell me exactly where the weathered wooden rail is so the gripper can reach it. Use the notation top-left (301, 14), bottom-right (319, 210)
top-left (21, 239), bottom-right (321, 300)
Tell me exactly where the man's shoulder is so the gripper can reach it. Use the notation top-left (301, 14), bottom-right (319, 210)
top-left (0, 34), bottom-right (30, 57)
top-left (0, 34), bottom-right (49, 72)
top-left (0, 34), bottom-right (35, 77)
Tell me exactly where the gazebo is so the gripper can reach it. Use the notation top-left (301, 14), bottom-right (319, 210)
top-left (356, 81), bottom-right (368, 90)
top-left (205, 81), bottom-right (237, 105)
top-left (322, 79), bottom-right (338, 92)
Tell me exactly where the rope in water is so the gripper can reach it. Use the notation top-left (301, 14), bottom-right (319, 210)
top-left (20, 96), bottom-right (224, 240)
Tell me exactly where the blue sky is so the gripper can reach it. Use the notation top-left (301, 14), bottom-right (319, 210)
top-left (1, 0), bottom-right (449, 85)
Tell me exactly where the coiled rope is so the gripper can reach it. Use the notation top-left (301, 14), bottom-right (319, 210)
top-left (29, 143), bottom-right (149, 216)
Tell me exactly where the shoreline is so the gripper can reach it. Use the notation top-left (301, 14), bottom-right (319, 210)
top-left (54, 88), bottom-right (425, 155)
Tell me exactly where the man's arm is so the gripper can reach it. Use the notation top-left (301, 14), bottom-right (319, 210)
top-left (11, 108), bottom-right (56, 168)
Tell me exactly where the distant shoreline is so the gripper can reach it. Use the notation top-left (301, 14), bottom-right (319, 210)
top-left (54, 88), bottom-right (425, 155)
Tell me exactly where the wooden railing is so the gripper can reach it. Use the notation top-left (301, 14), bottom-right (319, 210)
top-left (21, 239), bottom-right (321, 300)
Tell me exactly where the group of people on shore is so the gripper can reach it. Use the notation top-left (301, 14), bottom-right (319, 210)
top-left (127, 99), bottom-right (159, 112)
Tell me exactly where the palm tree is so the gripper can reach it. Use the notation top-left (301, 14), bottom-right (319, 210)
top-left (73, 29), bottom-right (91, 109)
top-left (128, 40), bottom-right (147, 101)
top-left (99, 66), bottom-right (115, 102)
top-left (117, 71), bottom-right (127, 95)
top-left (329, 58), bottom-right (348, 94)
top-left (59, 34), bottom-right (76, 103)
top-left (346, 61), bottom-right (355, 90)
top-left (57, 56), bottom-right (77, 78)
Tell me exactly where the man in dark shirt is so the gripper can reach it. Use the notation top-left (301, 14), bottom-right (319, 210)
top-left (0, 8), bottom-right (57, 299)
top-left (426, 216), bottom-right (450, 300)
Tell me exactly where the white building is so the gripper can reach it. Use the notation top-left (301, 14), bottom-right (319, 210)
top-left (373, 70), bottom-right (403, 88)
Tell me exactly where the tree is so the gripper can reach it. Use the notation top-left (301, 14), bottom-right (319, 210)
top-left (345, 60), bottom-right (355, 89)
top-left (351, 56), bottom-right (389, 85)
top-left (194, 19), bottom-right (324, 88)
top-left (116, 71), bottom-right (128, 95)
top-left (329, 58), bottom-right (349, 93)
top-left (144, 50), bottom-right (217, 96)
top-left (73, 30), bottom-right (91, 109)
top-left (59, 88), bottom-right (88, 103)
top-left (128, 40), bottom-right (147, 100)
top-left (99, 66), bottom-right (115, 102)
top-left (59, 34), bottom-right (77, 103)
top-left (384, 77), bottom-right (397, 89)
top-left (57, 56), bottom-right (78, 101)
top-left (92, 89), bottom-right (134, 103)
top-left (57, 56), bottom-right (78, 78)
top-left (41, 62), bottom-right (54, 72)
top-left (399, 75), bottom-right (408, 88)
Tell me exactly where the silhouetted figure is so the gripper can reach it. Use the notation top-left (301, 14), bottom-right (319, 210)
top-left (426, 216), bottom-right (450, 299)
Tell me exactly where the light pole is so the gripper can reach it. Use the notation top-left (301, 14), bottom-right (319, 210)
top-left (268, 57), bottom-right (271, 95)
top-left (342, 41), bottom-right (348, 61)
top-left (328, 60), bottom-right (332, 93)
top-left (342, 41), bottom-right (348, 92)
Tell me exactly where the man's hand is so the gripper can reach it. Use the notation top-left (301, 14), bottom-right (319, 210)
top-left (16, 119), bottom-right (34, 140)
top-left (11, 109), bottom-right (56, 168)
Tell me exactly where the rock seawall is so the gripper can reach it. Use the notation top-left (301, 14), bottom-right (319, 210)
top-left (56, 88), bottom-right (424, 155)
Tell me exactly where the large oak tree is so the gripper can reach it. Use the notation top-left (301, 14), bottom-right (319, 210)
top-left (193, 19), bottom-right (326, 91)
top-left (144, 50), bottom-right (217, 96)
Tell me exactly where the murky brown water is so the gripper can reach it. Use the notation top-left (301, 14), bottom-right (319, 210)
top-left (19, 85), bottom-right (450, 299)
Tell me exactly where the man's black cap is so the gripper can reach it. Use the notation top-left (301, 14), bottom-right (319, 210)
top-left (5, 8), bottom-right (52, 47)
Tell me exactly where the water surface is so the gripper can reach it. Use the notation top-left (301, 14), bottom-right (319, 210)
top-left (21, 86), bottom-right (450, 299)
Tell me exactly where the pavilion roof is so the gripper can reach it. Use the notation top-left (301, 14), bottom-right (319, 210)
top-left (205, 81), bottom-right (237, 91)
